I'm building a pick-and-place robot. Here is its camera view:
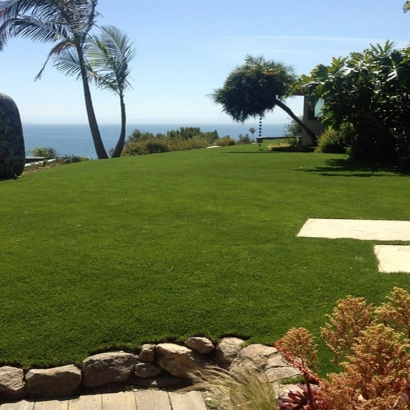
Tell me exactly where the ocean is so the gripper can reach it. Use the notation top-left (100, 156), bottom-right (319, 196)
top-left (22, 123), bottom-right (288, 159)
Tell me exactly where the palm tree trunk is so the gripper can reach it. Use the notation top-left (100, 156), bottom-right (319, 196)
top-left (274, 99), bottom-right (317, 144)
top-left (111, 94), bottom-right (126, 158)
top-left (78, 47), bottom-right (108, 159)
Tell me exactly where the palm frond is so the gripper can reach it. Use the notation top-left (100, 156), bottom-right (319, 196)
top-left (404, 1), bottom-right (410, 12)
top-left (35, 39), bottom-right (74, 80)
top-left (85, 25), bottom-right (136, 94)
top-left (53, 47), bottom-right (83, 80)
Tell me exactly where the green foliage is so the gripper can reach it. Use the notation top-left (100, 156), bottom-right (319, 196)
top-left (315, 128), bottom-right (348, 154)
top-left (122, 127), bottom-right (219, 155)
top-left (282, 120), bottom-right (303, 148)
top-left (215, 136), bottom-right (236, 146)
top-left (237, 134), bottom-right (254, 144)
top-left (167, 127), bottom-right (219, 143)
top-left (297, 41), bottom-right (410, 166)
top-left (28, 147), bottom-right (59, 158)
top-left (283, 119), bottom-right (303, 139)
top-left (209, 55), bottom-right (317, 141)
top-left (210, 55), bottom-right (297, 122)
top-left (127, 129), bottom-right (157, 142)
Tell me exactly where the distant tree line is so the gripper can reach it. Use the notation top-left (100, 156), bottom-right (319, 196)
top-left (121, 127), bottom-right (254, 156)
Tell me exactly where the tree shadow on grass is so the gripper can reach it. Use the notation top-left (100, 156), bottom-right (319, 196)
top-left (297, 158), bottom-right (410, 177)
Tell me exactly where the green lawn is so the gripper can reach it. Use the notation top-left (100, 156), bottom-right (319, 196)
top-left (1, 144), bottom-right (410, 371)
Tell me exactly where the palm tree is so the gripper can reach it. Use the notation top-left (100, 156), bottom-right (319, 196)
top-left (0, 0), bottom-right (109, 159)
top-left (55, 25), bottom-right (136, 158)
top-left (210, 55), bottom-right (316, 142)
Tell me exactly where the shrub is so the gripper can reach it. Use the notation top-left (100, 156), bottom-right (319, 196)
top-left (193, 365), bottom-right (278, 410)
top-left (28, 146), bottom-right (59, 158)
top-left (122, 139), bottom-right (169, 155)
top-left (215, 136), bottom-right (236, 146)
top-left (315, 128), bottom-right (347, 154)
top-left (57, 155), bottom-right (88, 164)
top-left (283, 119), bottom-right (303, 148)
top-left (320, 296), bottom-right (373, 365)
top-left (275, 287), bottom-right (410, 409)
top-left (122, 127), bottom-right (218, 156)
top-left (237, 134), bottom-right (254, 144)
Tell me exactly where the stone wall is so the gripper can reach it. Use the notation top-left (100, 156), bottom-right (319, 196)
top-left (0, 337), bottom-right (300, 402)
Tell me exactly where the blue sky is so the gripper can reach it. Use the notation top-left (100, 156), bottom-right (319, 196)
top-left (1, 0), bottom-right (409, 126)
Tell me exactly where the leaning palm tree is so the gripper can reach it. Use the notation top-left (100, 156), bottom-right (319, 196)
top-left (0, 0), bottom-right (109, 159)
top-left (55, 25), bottom-right (136, 157)
top-left (210, 55), bottom-right (316, 142)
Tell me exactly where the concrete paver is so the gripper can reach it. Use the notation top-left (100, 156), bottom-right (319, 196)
top-left (0, 390), bottom-right (207, 410)
top-left (374, 245), bottom-right (410, 273)
top-left (298, 218), bottom-right (410, 273)
top-left (297, 218), bottom-right (410, 241)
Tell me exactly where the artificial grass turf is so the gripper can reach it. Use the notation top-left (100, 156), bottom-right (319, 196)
top-left (1, 145), bottom-right (410, 371)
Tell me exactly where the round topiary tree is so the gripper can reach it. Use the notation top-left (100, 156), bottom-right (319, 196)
top-left (0, 93), bottom-right (25, 179)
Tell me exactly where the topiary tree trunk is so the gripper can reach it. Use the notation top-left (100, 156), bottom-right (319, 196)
top-left (0, 93), bottom-right (25, 180)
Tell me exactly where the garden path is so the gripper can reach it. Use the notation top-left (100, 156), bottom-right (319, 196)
top-left (0, 390), bottom-right (207, 410)
top-left (298, 218), bottom-right (410, 273)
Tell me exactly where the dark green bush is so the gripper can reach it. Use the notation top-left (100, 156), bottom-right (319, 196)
top-left (237, 134), bottom-right (254, 144)
top-left (122, 139), bottom-right (169, 155)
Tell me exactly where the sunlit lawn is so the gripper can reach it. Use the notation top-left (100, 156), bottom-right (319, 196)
top-left (1, 144), bottom-right (409, 372)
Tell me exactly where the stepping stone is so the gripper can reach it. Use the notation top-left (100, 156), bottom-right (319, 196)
top-left (374, 245), bottom-right (410, 273)
top-left (298, 219), bottom-right (410, 241)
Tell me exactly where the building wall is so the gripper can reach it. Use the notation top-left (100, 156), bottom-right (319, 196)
top-left (302, 97), bottom-right (325, 145)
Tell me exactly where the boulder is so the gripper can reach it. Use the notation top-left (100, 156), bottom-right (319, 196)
top-left (156, 343), bottom-right (204, 379)
top-left (138, 344), bottom-right (156, 363)
top-left (184, 337), bottom-right (214, 354)
top-left (236, 344), bottom-right (278, 370)
top-left (82, 352), bottom-right (136, 388)
top-left (264, 365), bottom-right (301, 383)
top-left (214, 337), bottom-right (244, 369)
top-left (0, 366), bottom-right (26, 400)
top-left (25, 365), bottom-right (81, 398)
top-left (134, 362), bottom-right (162, 378)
